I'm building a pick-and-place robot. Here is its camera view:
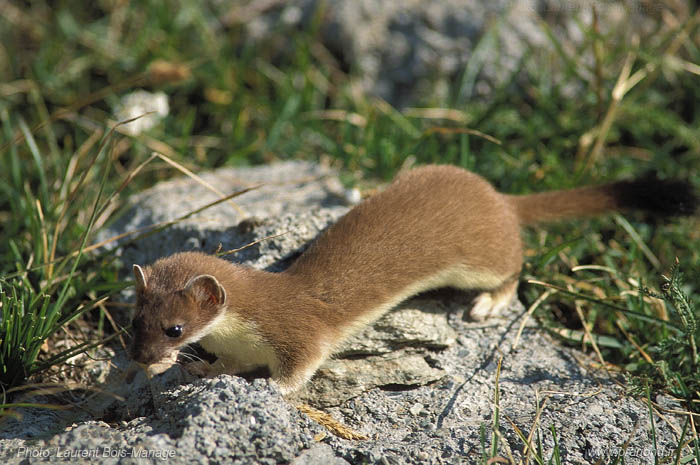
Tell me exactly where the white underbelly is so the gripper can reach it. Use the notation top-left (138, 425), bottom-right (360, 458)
top-left (338, 264), bottom-right (502, 345)
top-left (199, 313), bottom-right (278, 372)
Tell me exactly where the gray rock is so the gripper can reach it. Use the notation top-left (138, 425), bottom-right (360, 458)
top-left (0, 162), bottom-right (687, 464)
top-left (3, 377), bottom-right (326, 465)
top-left (100, 160), bottom-right (351, 271)
top-left (230, 0), bottom-right (667, 106)
top-left (335, 301), bottom-right (458, 356)
top-left (291, 444), bottom-right (351, 465)
top-left (292, 351), bottom-right (446, 408)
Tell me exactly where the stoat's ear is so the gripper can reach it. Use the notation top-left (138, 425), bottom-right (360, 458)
top-left (133, 264), bottom-right (147, 292)
top-left (183, 274), bottom-right (227, 308)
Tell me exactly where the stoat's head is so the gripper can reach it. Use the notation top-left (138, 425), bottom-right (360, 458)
top-left (129, 264), bottom-right (227, 369)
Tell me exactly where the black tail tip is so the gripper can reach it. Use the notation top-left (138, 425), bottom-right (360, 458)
top-left (610, 175), bottom-right (698, 217)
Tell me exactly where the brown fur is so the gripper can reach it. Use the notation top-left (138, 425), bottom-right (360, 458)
top-left (130, 164), bottom-right (696, 392)
top-left (287, 166), bottom-right (523, 316)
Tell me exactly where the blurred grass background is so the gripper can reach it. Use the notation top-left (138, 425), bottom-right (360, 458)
top-left (0, 0), bottom-right (698, 416)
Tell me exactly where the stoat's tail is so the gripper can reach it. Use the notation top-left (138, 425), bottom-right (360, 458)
top-left (507, 175), bottom-right (698, 226)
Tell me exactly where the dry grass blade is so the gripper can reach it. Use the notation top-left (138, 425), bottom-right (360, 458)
top-left (0, 79), bottom-right (37, 97)
top-left (217, 231), bottom-right (290, 257)
top-left (1, 381), bottom-right (126, 420)
top-left (505, 415), bottom-right (534, 464)
top-left (512, 289), bottom-right (553, 351)
top-left (579, 11), bottom-right (700, 172)
top-left (98, 304), bottom-right (128, 351)
top-left (296, 404), bottom-right (368, 440)
top-left (92, 152), bottom-right (158, 230)
top-left (423, 126), bottom-right (502, 145)
top-left (61, 128), bottom-right (104, 202)
top-left (222, 0), bottom-right (285, 25)
top-left (3, 381), bottom-right (124, 401)
top-left (485, 457), bottom-right (510, 464)
top-left (0, 402), bottom-right (69, 419)
top-left (48, 127), bottom-right (103, 278)
top-left (527, 280), bottom-right (679, 330)
top-left (653, 402), bottom-right (700, 419)
top-left (35, 199), bottom-right (49, 269)
top-left (61, 113), bottom-right (152, 216)
top-left (665, 55), bottom-right (700, 76)
top-left (616, 320), bottom-right (653, 364)
top-left (570, 284), bottom-right (607, 370)
top-left (578, 35), bottom-right (638, 172)
top-left (301, 110), bottom-right (367, 127)
top-left (30, 326), bottom-right (128, 376)
top-left (571, 265), bottom-right (617, 274)
top-left (45, 116), bottom-right (150, 279)
top-left (523, 393), bottom-right (550, 465)
top-left (154, 151), bottom-right (247, 217)
top-left (404, 107), bottom-right (469, 123)
top-left (83, 184), bottom-right (261, 256)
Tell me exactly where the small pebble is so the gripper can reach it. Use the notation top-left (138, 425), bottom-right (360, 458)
top-left (409, 403), bottom-right (423, 416)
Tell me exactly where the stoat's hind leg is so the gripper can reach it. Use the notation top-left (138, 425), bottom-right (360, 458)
top-left (470, 279), bottom-right (519, 321)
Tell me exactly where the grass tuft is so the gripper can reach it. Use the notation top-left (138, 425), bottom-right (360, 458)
top-left (625, 261), bottom-right (700, 414)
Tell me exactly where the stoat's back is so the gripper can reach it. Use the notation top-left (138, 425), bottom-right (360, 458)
top-left (287, 165), bottom-right (523, 318)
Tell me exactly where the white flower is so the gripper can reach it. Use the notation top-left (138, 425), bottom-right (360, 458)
top-left (114, 90), bottom-right (169, 135)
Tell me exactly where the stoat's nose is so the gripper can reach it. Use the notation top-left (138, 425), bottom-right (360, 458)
top-left (129, 344), bottom-right (179, 378)
top-left (129, 341), bottom-right (160, 365)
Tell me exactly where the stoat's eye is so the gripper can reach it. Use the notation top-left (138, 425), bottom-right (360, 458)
top-left (164, 325), bottom-right (183, 338)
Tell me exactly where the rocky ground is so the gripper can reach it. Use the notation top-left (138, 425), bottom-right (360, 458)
top-left (0, 162), bottom-right (684, 464)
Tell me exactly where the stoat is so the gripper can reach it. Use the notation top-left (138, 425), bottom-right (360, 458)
top-left (129, 165), bottom-right (697, 393)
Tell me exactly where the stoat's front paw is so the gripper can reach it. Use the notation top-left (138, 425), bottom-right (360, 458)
top-left (274, 379), bottom-right (302, 396)
top-left (184, 360), bottom-right (215, 377)
top-left (273, 365), bottom-right (319, 395)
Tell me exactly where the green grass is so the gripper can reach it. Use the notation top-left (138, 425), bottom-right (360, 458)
top-left (0, 0), bottom-right (699, 455)
top-left (0, 113), bottom-right (130, 393)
